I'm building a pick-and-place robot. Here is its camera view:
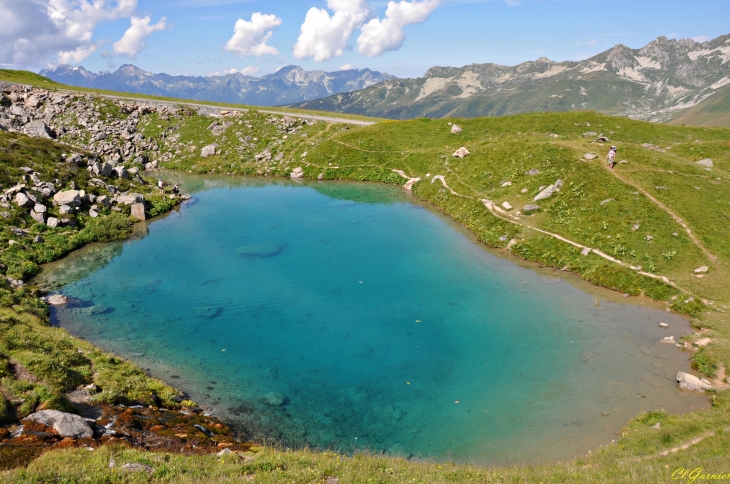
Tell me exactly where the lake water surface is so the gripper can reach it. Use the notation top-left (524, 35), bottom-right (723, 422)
top-left (38, 177), bottom-right (708, 464)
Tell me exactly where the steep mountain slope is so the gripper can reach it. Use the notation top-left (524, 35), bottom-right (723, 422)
top-left (668, 83), bottom-right (730, 127)
top-left (290, 34), bottom-right (730, 122)
top-left (40, 64), bottom-right (394, 106)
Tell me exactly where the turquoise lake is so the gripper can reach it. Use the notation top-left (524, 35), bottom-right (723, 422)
top-left (39, 177), bottom-right (708, 464)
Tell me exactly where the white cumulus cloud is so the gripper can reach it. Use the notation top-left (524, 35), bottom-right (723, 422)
top-left (0, 0), bottom-right (137, 67)
top-left (293, 0), bottom-right (372, 62)
top-left (224, 66), bottom-right (260, 76)
top-left (357, 0), bottom-right (439, 57)
top-left (224, 13), bottom-right (282, 57)
top-left (113, 16), bottom-right (170, 59)
top-left (340, 63), bottom-right (354, 70)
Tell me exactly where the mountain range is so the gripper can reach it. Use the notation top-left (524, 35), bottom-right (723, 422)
top-left (39, 64), bottom-right (394, 106)
top-left (288, 34), bottom-right (730, 125)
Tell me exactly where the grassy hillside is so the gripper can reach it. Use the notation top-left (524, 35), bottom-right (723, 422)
top-left (1, 76), bottom-right (730, 481)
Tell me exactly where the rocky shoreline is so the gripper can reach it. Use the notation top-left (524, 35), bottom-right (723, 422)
top-left (1, 399), bottom-right (254, 471)
top-left (0, 82), bottom-right (253, 469)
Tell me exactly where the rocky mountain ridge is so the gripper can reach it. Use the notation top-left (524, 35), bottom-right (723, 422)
top-left (39, 64), bottom-right (394, 106)
top-left (289, 33), bottom-right (730, 123)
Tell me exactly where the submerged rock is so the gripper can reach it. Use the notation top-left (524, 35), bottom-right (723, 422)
top-left (46, 294), bottom-right (68, 305)
top-left (236, 242), bottom-right (286, 258)
top-left (261, 392), bottom-right (287, 407)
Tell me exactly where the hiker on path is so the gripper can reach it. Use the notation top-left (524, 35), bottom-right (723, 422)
top-left (157, 179), bottom-right (165, 193)
top-left (172, 184), bottom-right (180, 196)
top-left (606, 146), bottom-right (617, 170)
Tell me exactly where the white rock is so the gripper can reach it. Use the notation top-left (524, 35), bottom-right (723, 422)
top-left (116, 193), bottom-right (145, 205)
top-left (47, 294), bottom-right (68, 305)
top-left (583, 153), bottom-right (597, 160)
top-left (533, 184), bottom-right (556, 202)
top-left (676, 371), bottom-right (712, 392)
top-left (53, 190), bottom-right (81, 207)
top-left (659, 335), bottom-right (676, 344)
top-left (452, 147), bottom-right (470, 158)
top-left (695, 158), bottom-right (713, 168)
top-left (290, 167), bottom-right (304, 178)
top-left (130, 203), bottom-right (146, 221)
top-left (501, 201), bottom-right (513, 210)
top-left (24, 410), bottom-right (93, 438)
top-left (201, 144), bottom-right (218, 157)
top-left (694, 266), bottom-right (708, 273)
top-left (659, 322), bottom-right (669, 328)
top-left (14, 192), bottom-right (33, 208)
top-left (501, 181), bottom-right (512, 187)
top-left (451, 124), bottom-right (462, 134)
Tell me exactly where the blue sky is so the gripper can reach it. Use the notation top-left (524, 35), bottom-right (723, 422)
top-left (2, 0), bottom-right (729, 78)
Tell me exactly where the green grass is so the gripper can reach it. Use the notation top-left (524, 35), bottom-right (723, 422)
top-left (2, 75), bottom-right (730, 481)
top-left (0, 70), bottom-right (60, 87)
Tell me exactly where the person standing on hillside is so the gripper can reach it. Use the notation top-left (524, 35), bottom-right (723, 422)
top-left (606, 146), bottom-right (617, 170)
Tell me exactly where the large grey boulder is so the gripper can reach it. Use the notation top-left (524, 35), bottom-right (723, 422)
top-left (113, 166), bottom-right (129, 179)
top-left (677, 371), bottom-right (712, 392)
top-left (533, 184), bottom-right (557, 202)
top-left (24, 409), bottom-right (93, 439)
top-left (14, 192), bottom-right (33, 208)
top-left (25, 95), bottom-right (42, 108)
top-left (130, 203), bottom-right (146, 220)
top-left (201, 144), bottom-right (218, 157)
top-left (290, 167), bottom-right (304, 179)
top-left (24, 120), bottom-right (55, 139)
top-left (53, 190), bottom-right (81, 207)
top-left (117, 193), bottom-right (145, 205)
top-left (100, 162), bottom-right (113, 177)
top-left (97, 195), bottom-right (112, 208)
top-left (9, 104), bottom-right (28, 117)
top-left (695, 158), bottom-right (713, 168)
top-left (31, 208), bottom-right (47, 224)
top-left (46, 217), bottom-right (60, 228)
